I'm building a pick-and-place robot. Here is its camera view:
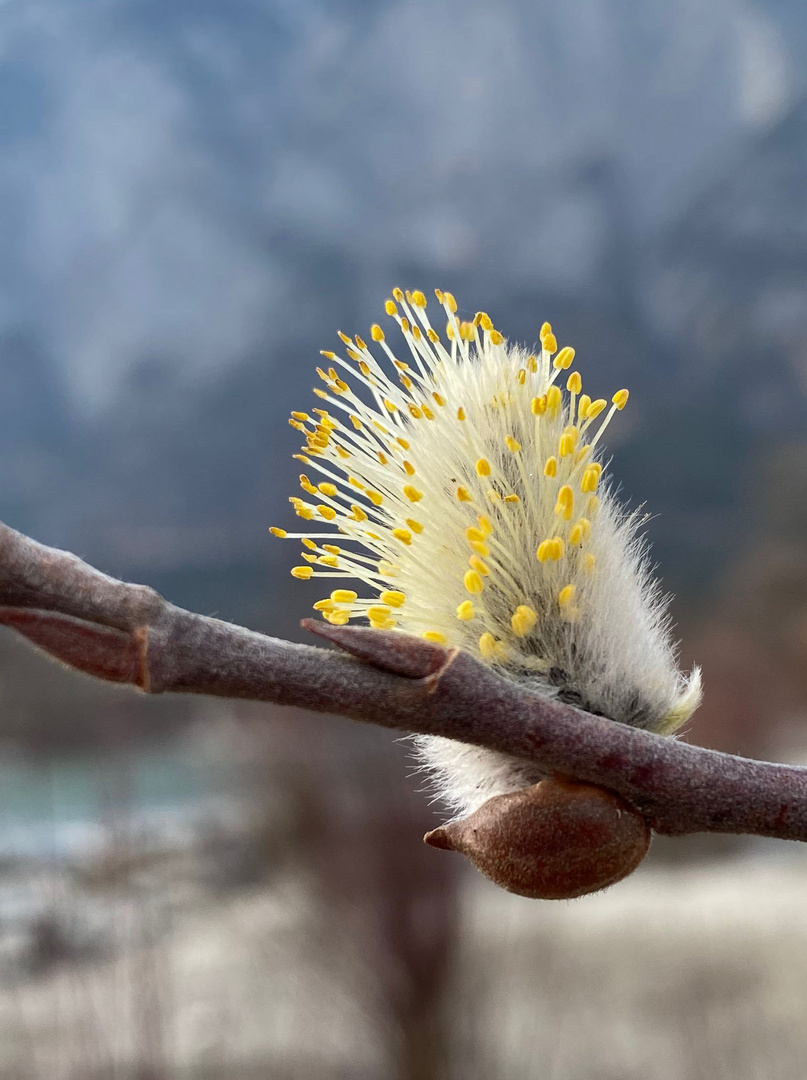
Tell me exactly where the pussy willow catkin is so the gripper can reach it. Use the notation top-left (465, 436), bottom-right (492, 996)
top-left (272, 289), bottom-right (701, 815)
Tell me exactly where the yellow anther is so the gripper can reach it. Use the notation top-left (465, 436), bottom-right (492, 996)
top-left (385, 299), bottom-right (398, 316)
top-left (577, 394), bottom-right (591, 421)
top-left (353, 334), bottom-right (366, 351)
top-left (531, 395), bottom-right (547, 416)
top-left (442, 291), bottom-right (458, 313)
top-left (367, 605), bottom-right (391, 621)
top-left (403, 484), bottom-right (423, 502)
top-left (412, 325), bottom-right (422, 342)
top-left (393, 287), bottom-right (405, 302)
top-left (554, 485), bottom-right (574, 520)
top-left (411, 290), bottom-right (427, 307)
top-left (269, 527), bottom-right (287, 537)
top-left (583, 552), bottom-right (596, 574)
top-left (318, 482), bottom-right (337, 497)
top-left (536, 539), bottom-right (553, 563)
top-left (528, 355), bottom-right (538, 373)
top-left (369, 617), bottom-right (394, 630)
top-left (456, 600), bottom-right (475, 621)
top-left (427, 328), bottom-right (440, 343)
top-left (408, 404), bottom-right (423, 419)
top-left (569, 517), bottom-right (592, 546)
top-left (543, 333), bottom-right (557, 354)
top-left (317, 505), bottom-right (336, 521)
top-left (291, 566), bottom-right (313, 580)
top-left (539, 321), bottom-right (552, 342)
top-left (585, 399), bottom-right (606, 420)
top-left (581, 468), bottom-right (600, 494)
top-left (295, 507), bottom-right (314, 520)
top-left (366, 490), bottom-right (384, 506)
top-left (325, 610), bottom-right (351, 625)
top-left (336, 447), bottom-right (351, 460)
top-left (469, 540), bottom-right (489, 556)
top-left (476, 458), bottom-right (491, 477)
top-left (392, 528), bottom-right (412, 545)
top-left (613, 389), bottom-right (629, 409)
top-left (406, 518), bottom-right (424, 533)
top-left (301, 553), bottom-right (317, 563)
top-left (291, 412), bottom-right (309, 422)
top-left (378, 452), bottom-right (388, 466)
top-left (489, 329), bottom-right (504, 346)
top-left (559, 432), bottom-right (575, 458)
top-left (504, 494), bottom-right (520, 503)
top-left (320, 545), bottom-right (339, 555)
top-left (432, 392), bottom-right (446, 407)
top-left (301, 538), bottom-right (317, 550)
top-left (312, 388), bottom-right (328, 400)
top-left (552, 536), bottom-right (566, 560)
top-left (468, 555), bottom-right (490, 577)
top-left (517, 369), bottom-right (526, 386)
top-left (464, 569), bottom-right (484, 595)
top-left (350, 504), bottom-right (368, 522)
top-left (456, 486), bottom-right (472, 502)
top-left (378, 560), bottom-right (399, 576)
top-left (478, 515), bottom-right (494, 537)
top-left (587, 495), bottom-right (600, 515)
top-left (457, 407), bottom-right (466, 421)
top-left (382, 399), bottom-right (398, 413)
top-left (511, 605), bottom-right (538, 638)
top-left (465, 527), bottom-right (485, 543)
top-left (423, 631), bottom-right (448, 644)
top-left (369, 323), bottom-right (385, 342)
top-left (401, 318), bottom-right (410, 333)
top-left (422, 405), bottom-right (435, 420)
top-left (476, 312), bottom-right (493, 331)
top-left (289, 419), bottom-right (305, 432)
top-left (434, 288), bottom-right (444, 302)
top-left (505, 435), bottom-right (521, 452)
top-left (479, 632), bottom-right (497, 659)
top-left (550, 346), bottom-right (573, 370)
top-left (460, 321), bottom-right (475, 341)
top-left (546, 385), bottom-right (562, 416)
top-left (318, 555), bottom-right (338, 567)
top-left (313, 599), bottom-right (335, 611)
top-left (543, 456), bottom-right (558, 478)
top-left (380, 590), bottom-right (406, 608)
top-left (575, 445), bottom-right (590, 464)
top-left (337, 332), bottom-right (351, 346)
top-left (299, 475), bottom-right (315, 494)
top-left (558, 584), bottom-right (577, 609)
top-left (591, 462), bottom-right (603, 477)
top-left (403, 461), bottom-right (416, 477)
top-left (566, 371), bottom-right (582, 395)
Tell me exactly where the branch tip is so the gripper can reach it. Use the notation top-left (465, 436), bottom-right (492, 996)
top-left (300, 618), bottom-right (449, 679)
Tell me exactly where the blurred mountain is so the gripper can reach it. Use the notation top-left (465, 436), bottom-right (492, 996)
top-left (1, 0), bottom-right (806, 617)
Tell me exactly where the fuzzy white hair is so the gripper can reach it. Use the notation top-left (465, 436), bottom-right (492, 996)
top-left (273, 288), bottom-right (701, 816)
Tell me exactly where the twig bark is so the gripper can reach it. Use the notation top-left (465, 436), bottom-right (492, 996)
top-left (1, 519), bottom-right (806, 842)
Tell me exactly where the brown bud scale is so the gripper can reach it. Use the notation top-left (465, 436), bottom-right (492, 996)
top-left (424, 777), bottom-right (650, 900)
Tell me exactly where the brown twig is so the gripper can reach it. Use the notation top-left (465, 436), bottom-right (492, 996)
top-left (1, 518), bottom-right (806, 842)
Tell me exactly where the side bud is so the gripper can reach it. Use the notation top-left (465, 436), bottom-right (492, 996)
top-left (424, 778), bottom-right (650, 900)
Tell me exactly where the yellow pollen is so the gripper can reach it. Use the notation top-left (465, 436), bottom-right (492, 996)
top-left (392, 528), bottom-right (412, 545)
top-left (318, 482), bottom-right (337, 497)
top-left (456, 486), bottom-right (473, 502)
top-left (613, 389), bottom-right (630, 409)
top-left (578, 394), bottom-right (591, 421)
top-left (528, 355), bottom-right (538, 373)
top-left (544, 456), bottom-right (558, 477)
top-left (301, 538), bottom-right (317, 550)
top-left (478, 632), bottom-right (497, 660)
top-left (423, 631), bottom-right (448, 644)
top-left (366, 490), bottom-right (384, 506)
top-left (301, 553), bottom-right (317, 563)
top-left (476, 458), bottom-right (491, 477)
top-left (586, 399), bottom-right (607, 419)
top-left (587, 495), bottom-right (600, 515)
top-left (403, 461), bottom-right (415, 476)
top-left (469, 540), bottom-right (489, 556)
top-left (411, 290), bottom-right (427, 307)
top-left (350, 504), bottom-right (368, 521)
top-left (555, 485), bottom-right (574, 520)
top-left (477, 312), bottom-right (493, 331)
top-left (383, 399), bottom-right (398, 413)
top-left (539, 321), bottom-right (552, 342)
top-left (406, 518), bottom-right (424, 533)
top-left (312, 389), bottom-right (328, 400)
top-left (401, 318), bottom-right (410, 333)
top-left (546, 386), bottom-right (562, 416)
top-left (408, 404), bottom-right (423, 419)
top-left (489, 329), bottom-right (504, 346)
top-left (350, 415), bottom-right (362, 429)
top-left (291, 566), bottom-right (313, 580)
top-left (466, 527), bottom-right (485, 543)
top-left (464, 570), bottom-right (484, 595)
top-left (505, 435), bottom-right (521, 452)
top-left (478, 515), bottom-right (494, 537)
top-left (504, 494), bottom-right (520, 503)
top-left (422, 405), bottom-right (435, 420)
top-left (318, 556), bottom-right (338, 567)
top-left (552, 346), bottom-right (574, 370)
top-left (583, 553), bottom-right (596, 574)
top-left (558, 584), bottom-right (576, 609)
top-left (269, 527), bottom-right (286, 537)
top-left (397, 438), bottom-right (410, 449)
top-left (566, 371), bottom-right (582, 395)
top-left (531, 395), bottom-right (547, 416)
top-left (291, 412), bottom-right (309, 422)
top-left (380, 590), bottom-right (406, 608)
top-left (393, 287), bottom-right (404, 302)
top-left (336, 447), bottom-right (350, 460)
top-left (457, 407), bottom-right (466, 421)
top-left (317, 505), bottom-right (337, 520)
top-left (456, 600), bottom-right (475, 621)
top-left (543, 333), bottom-right (557, 354)
top-left (468, 555), bottom-right (489, 576)
top-left (403, 484), bottom-right (423, 502)
top-left (367, 605), bottom-right (391, 622)
top-left (442, 291), bottom-right (458, 313)
top-left (559, 432), bottom-right (575, 458)
top-left (325, 610), bottom-right (351, 625)
top-left (313, 599), bottom-right (335, 611)
top-left (432, 392), bottom-right (446, 407)
top-left (581, 468), bottom-right (600, 494)
top-left (511, 605), bottom-right (538, 637)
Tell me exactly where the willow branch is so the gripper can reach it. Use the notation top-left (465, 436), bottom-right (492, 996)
top-left (1, 519), bottom-right (805, 842)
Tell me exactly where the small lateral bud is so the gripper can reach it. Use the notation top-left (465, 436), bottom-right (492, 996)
top-left (424, 777), bottom-right (650, 900)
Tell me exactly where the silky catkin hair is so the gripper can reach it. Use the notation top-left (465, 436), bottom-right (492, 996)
top-left (273, 289), bottom-right (701, 816)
